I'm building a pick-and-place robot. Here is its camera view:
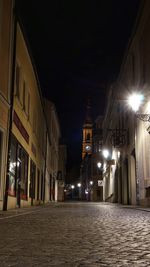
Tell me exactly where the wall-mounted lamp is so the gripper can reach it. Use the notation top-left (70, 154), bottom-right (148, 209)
top-left (128, 93), bottom-right (150, 122)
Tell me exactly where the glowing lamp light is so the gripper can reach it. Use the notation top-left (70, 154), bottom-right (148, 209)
top-left (97, 162), bottom-right (102, 169)
top-left (71, 185), bottom-right (75, 189)
top-left (128, 93), bottom-right (144, 112)
top-left (85, 190), bottom-right (88, 194)
top-left (90, 181), bottom-right (93, 185)
top-left (77, 183), bottom-right (81, 188)
top-left (102, 149), bottom-right (109, 159)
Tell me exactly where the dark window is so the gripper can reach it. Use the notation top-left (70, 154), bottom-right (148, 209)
top-left (86, 133), bottom-right (90, 142)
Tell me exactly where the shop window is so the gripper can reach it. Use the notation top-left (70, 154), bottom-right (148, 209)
top-left (8, 135), bottom-right (17, 196)
top-left (29, 159), bottom-right (36, 203)
top-left (19, 146), bottom-right (28, 200)
top-left (8, 135), bottom-right (28, 200)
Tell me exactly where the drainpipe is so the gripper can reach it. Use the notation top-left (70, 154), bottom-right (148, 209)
top-left (3, 3), bottom-right (17, 211)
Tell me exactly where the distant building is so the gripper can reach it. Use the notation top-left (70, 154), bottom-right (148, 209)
top-left (43, 99), bottom-right (61, 202)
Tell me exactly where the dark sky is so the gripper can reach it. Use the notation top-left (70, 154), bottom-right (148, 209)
top-left (16, 0), bottom-right (140, 179)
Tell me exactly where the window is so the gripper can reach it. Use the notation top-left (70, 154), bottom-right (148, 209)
top-left (15, 63), bottom-right (20, 99)
top-left (86, 133), bottom-right (90, 142)
top-left (8, 135), bottom-right (28, 199)
top-left (28, 92), bottom-right (30, 120)
top-left (8, 135), bottom-right (17, 196)
top-left (22, 81), bottom-right (26, 110)
top-left (19, 146), bottom-right (28, 200)
top-left (23, 81), bottom-right (30, 117)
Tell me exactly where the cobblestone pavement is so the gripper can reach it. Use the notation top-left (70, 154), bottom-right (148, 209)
top-left (0, 202), bottom-right (150, 267)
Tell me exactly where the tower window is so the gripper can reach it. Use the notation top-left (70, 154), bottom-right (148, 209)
top-left (86, 133), bottom-right (90, 142)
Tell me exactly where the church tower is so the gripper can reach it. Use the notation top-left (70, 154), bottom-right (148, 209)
top-left (82, 97), bottom-right (93, 159)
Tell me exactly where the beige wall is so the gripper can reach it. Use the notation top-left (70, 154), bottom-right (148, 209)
top-left (0, 0), bottom-right (14, 210)
top-left (8, 23), bottom-right (47, 209)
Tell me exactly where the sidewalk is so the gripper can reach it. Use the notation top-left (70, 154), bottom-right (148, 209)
top-left (0, 202), bottom-right (54, 219)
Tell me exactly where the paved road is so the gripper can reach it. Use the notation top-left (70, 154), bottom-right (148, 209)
top-left (0, 202), bottom-right (150, 267)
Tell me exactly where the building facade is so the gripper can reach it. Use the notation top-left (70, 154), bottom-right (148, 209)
top-left (0, 0), bottom-right (14, 210)
top-left (102, 0), bottom-right (150, 206)
top-left (6, 23), bottom-right (48, 209)
top-left (43, 99), bottom-right (61, 202)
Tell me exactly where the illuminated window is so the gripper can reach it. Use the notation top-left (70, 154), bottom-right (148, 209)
top-left (8, 135), bottom-right (28, 200)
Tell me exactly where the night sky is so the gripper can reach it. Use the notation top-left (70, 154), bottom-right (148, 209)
top-left (16, 0), bottom-right (140, 180)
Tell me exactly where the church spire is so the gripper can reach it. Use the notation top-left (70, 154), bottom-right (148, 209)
top-left (84, 96), bottom-right (92, 125)
top-left (82, 96), bottom-right (93, 159)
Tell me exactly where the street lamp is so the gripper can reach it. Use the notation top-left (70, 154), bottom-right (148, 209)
top-left (89, 180), bottom-right (93, 185)
top-left (128, 93), bottom-right (144, 112)
top-left (102, 149), bottom-right (109, 159)
top-left (128, 93), bottom-right (150, 121)
top-left (97, 162), bottom-right (102, 169)
top-left (77, 183), bottom-right (81, 188)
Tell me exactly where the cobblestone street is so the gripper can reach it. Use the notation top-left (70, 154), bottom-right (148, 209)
top-left (0, 202), bottom-right (150, 266)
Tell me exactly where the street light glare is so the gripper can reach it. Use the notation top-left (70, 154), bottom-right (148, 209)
top-left (102, 149), bottom-right (109, 159)
top-left (97, 162), bottom-right (102, 168)
top-left (128, 93), bottom-right (144, 112)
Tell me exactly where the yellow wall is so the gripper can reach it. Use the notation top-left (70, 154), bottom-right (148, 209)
top-left (8, 24), bottom-right (47, 208)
